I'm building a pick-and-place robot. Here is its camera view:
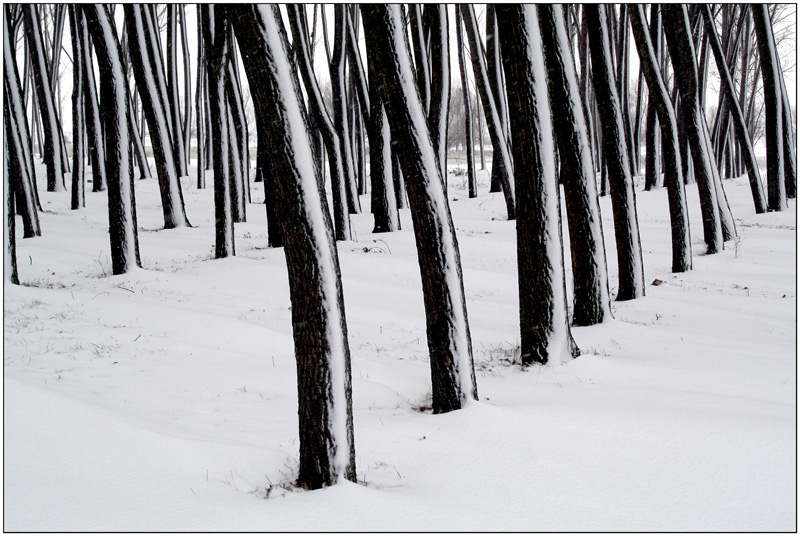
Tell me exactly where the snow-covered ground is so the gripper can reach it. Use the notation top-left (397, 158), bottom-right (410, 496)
top-left (4, 163), bottom-right (796, 531)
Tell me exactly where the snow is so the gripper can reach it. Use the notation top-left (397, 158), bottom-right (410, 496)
top-left (3, 149), bottom-right (796, 529)
top-left (258, 4), bottom-right (351, 479)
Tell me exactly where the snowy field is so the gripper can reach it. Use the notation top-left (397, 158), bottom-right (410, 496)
top-left (3, 162), bottom-right (796, 531)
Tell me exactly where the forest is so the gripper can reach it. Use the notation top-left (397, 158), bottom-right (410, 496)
top-left (3, 4), bottom-right (796, 531)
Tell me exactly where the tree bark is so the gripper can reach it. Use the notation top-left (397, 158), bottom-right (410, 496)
top-left (201, 5), bottom-right (235, 258)
top-left (585, 5), bottom-right (645, 301)
top-left (630, 5), bottom-right (693, 273)
top-left (496, 5), bottom-right (580, 365)
top-left (455, 7), bottom-right (477, 199)
top-left (82, 4), bottom-right (142, 275)
top-left (752, 4), bottom-right (786, 211)
top-left (69, 6), bottom-right (85, 210)
top-left (537, 4), bottom-right (612, 326)
top-left (362, 4), bottom-right (478, 413)
top-left (229, 5), bottom-right (356, 489)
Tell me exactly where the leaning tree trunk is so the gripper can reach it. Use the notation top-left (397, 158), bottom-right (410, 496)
top-left (362, 4), bottom-right (478, 413)
top-left (287, 4), bottom-right (352, 241)
top-left (585, 5), bottom-right (645, 301)
top-left (82, 4), bottom-right (141, 275)
top-left (537, 5), bottom-right (612, 326)
top-left (229, 4), bottom-right (356, 490)
top-left (80, 23), bottom-right (107, 192)
top-left (22, 4), bottom-right (65, 192)
top-left (701, 5), bottom-right (767, 214)
top-left (68, 6), bottom-right (85, 210)
top-left (455, 7), bottom-right (477, 199)
top-left (200, 5), bottom-right (234, 258)
top-left (752, 4), bottom-right (786, 212)
top-left (124, 5), bottom-right (190, 229)
top-left (630, 5), bottom-right (693, 273)
top-left (497, 5), bottom-right (580, 365)
top-left (486, 4), bottom-right (510, 194)
top-left (4, 11), bottom-right (40, 238)
top-left (460, 4), bottom-right (516, 220)
top-left (662, 5), bottom-right (726, 252)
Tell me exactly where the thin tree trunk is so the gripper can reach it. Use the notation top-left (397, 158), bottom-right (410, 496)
top-left (69, 6), bottom-right (85, 210)
top-left (455, 8), bottom-right (476, 199)
top-left (585, 4), bottom-right (645, 301)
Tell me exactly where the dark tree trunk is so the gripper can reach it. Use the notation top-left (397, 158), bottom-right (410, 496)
top-left (701, 6), bottom-right (767, 214)
top-left (425, 5), bottom-right (450, 185)
top-left (777, 61), bottom-right (796, 199)
top-left (537, 4), bottom-right (612, 326)
top-left (4, 11), bottom-right (41, 238)
top-left (287, 5), bottom-right (352, 241)
top-left (82, 4), bottom-right (141, 275)
top-left (226, 57), bottom-right (248, 222)
top-left (662, 5), bottom-right (728, 252)
top-left (166, 5), bottom-right (188, 178)
top-left (23, 4), bottom-right (65, 192)
top-left (125, 5), bottom-right (190, 229)
top-left (332, 7), bottom-right (361, 215)
top-left (229, 4), bottom-right (356, 489)
top-left (392, 149), bottom-right (406, 210)
top-left (69, 6), bottom-right (85, 210)
top-left (752, 4), bottom-right (786, 211)
top-left (5, 137), bottom-right (19, 284)
top-left (196, 29), bottom-right (206, 189)
top-left (200, 5), bottom-right (235, 258)
top-left (455, 7), bottom-right (477, 199)
top-left (460, 4), bottom-right (516, 219)
top-left (495, 5), bottom-right (580, 366)
top-left (615, 5), bottom-right (637, 176)
top-left (585, 5), bottom-right (645, 301)
top-left (257, 130), bottom-right (284, 248)
top-left (362, 4), bottom-right (478, 413)
top-left (128, 95), bottom-right (152, 180)
top-left (630, 5), bottom-right (693, 273)
top-left (178, 5), bottom-right (193, 165)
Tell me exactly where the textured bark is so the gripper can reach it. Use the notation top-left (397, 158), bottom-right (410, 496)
top-left (460, 4), bottom-right (516, 220)
top-left (752, 4), bottom-right (786, 211)
top-left (585, 5), bottom-right (645, 301)
top-left (662, 5), bottom-right (726, 252)
top-left (288, 5), bottom-right (352, 241)
top-left (362, 4), bottom-right (478, 413)
top-left (125, 5), bottom-right (190, 229)
top-left (201, 5), bottom-right (235, 258)
top-left (538, 5), bottom-right (612, 326)
top-left (5, 137), bottom-right (19, 284)
top-left (166, 5), bottom-right (188, 178)
top-left (82, 4), bottom-right (141, 275)
top-left (630, 5), bottom-right (693, 273)
top-left (69, 6), bottom-right (85, 210)
top-left (230, 5), bottom-right (356, 489)
top-left (455, 7), bottom-right (477, 199)
top-left (702, 6), bottom-right (767, 214)
top-left (425, 5), bottom-right (450, 185)
top-left (226, 58), bottom-right (248, 222)
top-left (22, 4), bottom-right (65, 192)
top-left (496, 5), bottom-right (579, 365)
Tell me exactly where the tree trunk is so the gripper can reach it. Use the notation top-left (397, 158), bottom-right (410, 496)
top-left (455, 7), bottom-right (477, 199)
top-left (701, 5), bottom-right (767, 214)
top-left (82, 4), bottom-right (142, 275)
top-left (460, 4), bottom-right (516, 220)
top-left (69, 6), bottom-right (85, 210)
top-left (630, 5), bottom-right (693, 273)
top-left (230, 4), bottom-right (357, 489)
top-left (195, 33), bottom-right (206, 189)
top-left (200, 5), bottom-right (235, 258)
top-left (425, 5), bottom-right (450, 186)
top-left (362, 4), bottom-right (478, 413)
top-left (4, 10), bottom-right (41, 237)
top-left (287, 5), bottom-right (352, 241)
top-left (752, 4), bottom-right (786, 211)
top-left (662, 5), bottom-right (727, 252)
top-left (22, 4), bottom-right (65, 192)
top-left (537, 4), bottom-right (612, 326)
top-left (125, 5), bottom-right (190, 229)
top-left (166, 5), bottom-right (188, 178)
top-left (585, 4), bottom-right (645, 301)
top-left (496, 5), bottom-right (580, 366)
